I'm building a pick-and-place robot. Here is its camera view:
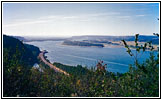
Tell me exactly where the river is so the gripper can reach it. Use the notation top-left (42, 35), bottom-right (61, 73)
top-left (26, 40), bottom-right (151, 73)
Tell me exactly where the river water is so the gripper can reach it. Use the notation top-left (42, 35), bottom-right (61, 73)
top-left (26, 40), bottom-right (151, 73)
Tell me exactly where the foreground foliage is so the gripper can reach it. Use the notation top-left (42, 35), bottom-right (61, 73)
top-left (3, 34), bottom-right (159, 97)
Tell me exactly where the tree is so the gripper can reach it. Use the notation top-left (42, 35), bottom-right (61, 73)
top-left (120, 34), bottom-right (159, 97)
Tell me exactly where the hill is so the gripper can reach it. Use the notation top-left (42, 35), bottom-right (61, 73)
top-left (3, 35), bottom-right (41, 96)
top-left (11, 35), bottom-right (159, 45)
top-left (70, 35), bottom-right (159, 44)
top-left (3, 34), bottom-right (159, 97)
top-left (3, 35), bottom-right (40, 67)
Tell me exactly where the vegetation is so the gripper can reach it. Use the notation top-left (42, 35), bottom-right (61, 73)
top-left (53, 63), bottom-right (90, 76)
top-left (24, 43), bottom-right (40, 58)
top-left (71, 35), bottom-right (159, 45)
top-left (3, 34), bottom-right (159, 97)
top-left (83, 40), bottom-right (120, 45)
top-left (63, 40), bottom-right (104, 47)
top-left (120, 34), bottom-right (159, 96)
top-left (3, 35), bottom-right (40, 96)
top-left (3, 35), bottom-right (40, 66)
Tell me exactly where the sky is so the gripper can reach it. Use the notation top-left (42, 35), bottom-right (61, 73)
top-left (2, 2), bottom-right (159, 37)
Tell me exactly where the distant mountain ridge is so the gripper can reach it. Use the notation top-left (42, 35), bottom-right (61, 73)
top-left (70, 35), bottom-right (159, 44)
top-left (11, 35), bottom-right (68, 42)
top-left (12, 36), bottom-right (27, 41)
top-left (9, 34), bottom-right (159, 45)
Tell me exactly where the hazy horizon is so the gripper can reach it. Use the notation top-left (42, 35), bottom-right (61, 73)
top-left (3, 2), bottom-right (159, 37)
top-left (4, 34), bottom-right (158, 38)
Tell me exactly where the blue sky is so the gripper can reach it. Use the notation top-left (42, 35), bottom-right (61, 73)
top-left (2, 3), bottom-right (159, 36)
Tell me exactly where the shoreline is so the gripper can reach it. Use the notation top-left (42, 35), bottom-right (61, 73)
top-left (62, 43), bottom-right (104, 48)
top-left (38, 50), bottom-right (70, 76)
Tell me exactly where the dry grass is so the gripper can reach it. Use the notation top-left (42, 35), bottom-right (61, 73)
top-left (105, 41), bottom-right (159, 50)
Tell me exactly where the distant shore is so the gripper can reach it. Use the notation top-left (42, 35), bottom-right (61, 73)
top-left (62, 40), bottom-right (104, 47)
top-left (62, 40), bottom-right (158, 50)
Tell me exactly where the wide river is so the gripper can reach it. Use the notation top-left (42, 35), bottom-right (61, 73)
top-left (26, 41), bottom-right (151, 73)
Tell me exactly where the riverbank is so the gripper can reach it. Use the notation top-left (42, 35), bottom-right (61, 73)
top-left (38, 50), bottom-right (70, 76)
top-left (26, 40), bottom-right (151, 73)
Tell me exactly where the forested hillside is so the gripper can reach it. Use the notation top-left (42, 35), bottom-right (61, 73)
top-left (3, 35), bottom-right (40, 96)
top-left (3, 35), bottom-right (40, 66)
top-left (3, 34), bottom-right (159, 97)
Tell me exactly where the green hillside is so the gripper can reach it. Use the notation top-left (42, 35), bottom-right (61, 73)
top-left (3, 35), bottom-right (40, 66)
top-left (3, 35), bottom-right (40, 96)
top-left (3, 34), bottom-right (159, 97)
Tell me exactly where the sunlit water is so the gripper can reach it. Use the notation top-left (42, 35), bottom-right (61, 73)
top-left (26, 41), bottom-right (152, 73)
